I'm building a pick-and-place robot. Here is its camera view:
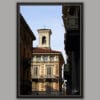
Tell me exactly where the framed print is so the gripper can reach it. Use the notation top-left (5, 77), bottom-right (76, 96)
top-left (17, 2), bottom-right (83, 98)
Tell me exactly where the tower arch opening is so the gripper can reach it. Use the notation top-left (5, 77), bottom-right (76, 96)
top-left (42, 36), bottom-right (46, 44)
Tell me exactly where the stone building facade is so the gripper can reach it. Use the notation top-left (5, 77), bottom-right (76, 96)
top-left (19, 14), bottom-right (36, 95)
top-left (31, 29), bottom-right (64, 95)
top-left (62, 4), bottom-right (83, 95)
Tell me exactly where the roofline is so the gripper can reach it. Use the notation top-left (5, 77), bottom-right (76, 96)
top-left (32, 53), bottom-right (61, 54)
top-left (37, 29), bottom-right (51, 31)
top-left (37, 29), bottom-right (52, 34)
top-left (32, 52), bottom-right (65, 63)
top-left (20, 14), bottom-right (36, 40)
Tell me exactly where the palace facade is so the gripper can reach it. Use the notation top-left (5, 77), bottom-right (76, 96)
top-left (31, 29), bottom-right (64, 95)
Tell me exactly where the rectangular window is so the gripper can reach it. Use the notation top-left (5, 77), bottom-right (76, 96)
top-left (50, 56), bottom-right (54, 61)
top-left (40, 82), bottom-right (45, 91)
top-left (47, 67), bottom-right (51, 77)
top-left (55, 56), bottom-right (58, 61)
top-left (46, 65), bottom-right (52, 78)
top-left (46, 82), bottom-right (50, 91)
top-left (32, 82), bottom-right (37, 91)
top-left (33, 65), bottom-right (39, 78)
top-left (43, 56), bottom-right (48, 62)
top-left (32, 56), bottom-right (36, 61)
top-left (36, 56), bottom-right (41, 62)
top-left (34, 67), bottom-right (38, 76)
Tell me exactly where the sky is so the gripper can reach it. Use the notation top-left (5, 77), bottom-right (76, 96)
top-left (20, 5), bottom-right (67, 63)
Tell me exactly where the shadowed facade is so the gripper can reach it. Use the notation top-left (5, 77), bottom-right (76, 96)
top-left (19, 14), bottom-right (36, 95)
top-left (62, 4), bottom-right (82, 95)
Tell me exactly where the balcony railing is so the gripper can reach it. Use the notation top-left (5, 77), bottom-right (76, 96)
top-left (32, 75), bottom-right (59, 79)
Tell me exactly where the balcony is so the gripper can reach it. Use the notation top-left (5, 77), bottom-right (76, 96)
top-left (32, 75), bottom-right (59, 81)
top-left (32, 75), bottom-right (59, 79)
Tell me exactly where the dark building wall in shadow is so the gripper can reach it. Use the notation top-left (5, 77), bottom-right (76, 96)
top-left (62, 4), bottom-right (82, 95)
top-left (19, 14), bottom-right (36, 95)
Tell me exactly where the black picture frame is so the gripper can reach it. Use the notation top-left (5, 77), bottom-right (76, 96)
top-left (17, 2), bottom-right (84, 98)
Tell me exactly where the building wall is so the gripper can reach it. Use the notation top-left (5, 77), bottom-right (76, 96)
top-left (62, 4), bottom-right (81, 95)
top-left (38, 32), bottom-right (51, 48)
top-left (32, 82), bottom-right (59, 91)
top-left (31, 62), bottom-right (59, 78)
top-left (19, 14), bottom-right (36, 95)
top-left (31, 54), bottom-right (63, 93)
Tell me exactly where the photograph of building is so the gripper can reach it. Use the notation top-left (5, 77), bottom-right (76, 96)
top-left (17, 3), bottom-right (83, 98)
top-left (31, 29), bottom-right (64, 95)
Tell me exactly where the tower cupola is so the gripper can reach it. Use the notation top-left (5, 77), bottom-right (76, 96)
top-left (38, 29), bottom-right (52, 49)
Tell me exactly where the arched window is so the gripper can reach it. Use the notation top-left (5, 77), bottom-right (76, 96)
top-left (42, 36), bottom-right (46, 44)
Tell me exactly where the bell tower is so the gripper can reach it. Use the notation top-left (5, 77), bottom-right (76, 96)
top-left (38, 29), bottom-right (52, 49)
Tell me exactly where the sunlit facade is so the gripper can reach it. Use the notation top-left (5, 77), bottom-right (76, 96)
top-left (31, 29), bottom-right (64, 95)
